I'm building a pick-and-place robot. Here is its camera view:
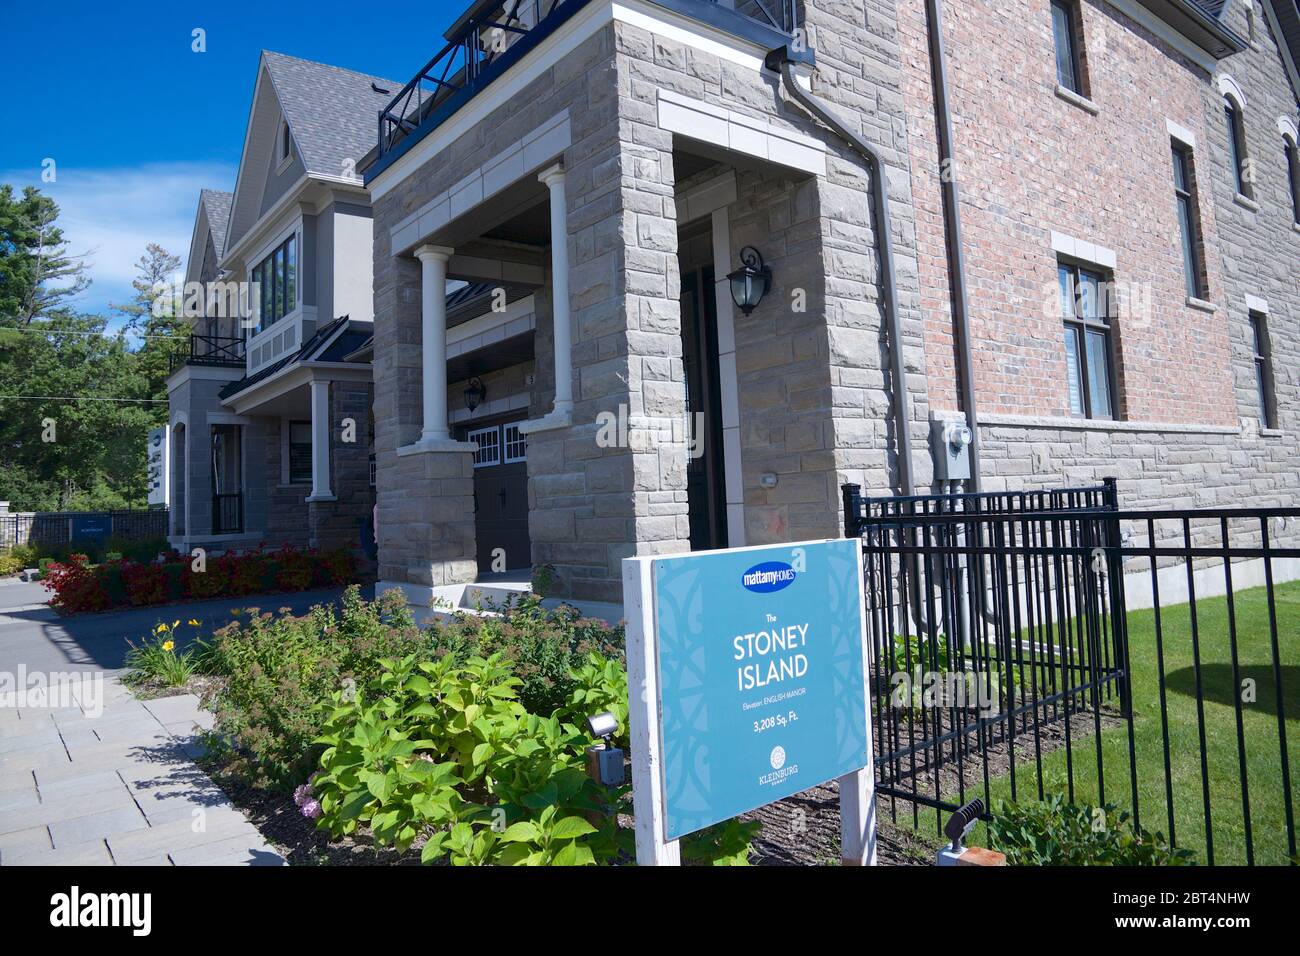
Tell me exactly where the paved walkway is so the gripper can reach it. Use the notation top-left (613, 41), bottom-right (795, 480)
top-left (0, 578), bottom-right (359, 866)
top-left (0, 679), bottom-right (283, 865)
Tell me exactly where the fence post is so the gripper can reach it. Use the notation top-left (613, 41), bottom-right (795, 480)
top-left (841, 483), bottom-right (862, 538)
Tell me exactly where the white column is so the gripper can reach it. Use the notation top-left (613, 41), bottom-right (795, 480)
top-left (415, 244), bottom-right (454, 444)
top-left (539, 164), bottom-right (572, 421)
top-left (307, 379), bottom-right (334, 501)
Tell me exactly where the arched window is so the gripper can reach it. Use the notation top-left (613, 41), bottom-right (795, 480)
top-left (1224, 95), bottom-right (1251, 197)
top-left (1282, 117), bottom-right (1300, 227)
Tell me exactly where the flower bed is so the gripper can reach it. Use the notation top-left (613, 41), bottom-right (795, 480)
top-left (41, 544), bottom-right (357, 614)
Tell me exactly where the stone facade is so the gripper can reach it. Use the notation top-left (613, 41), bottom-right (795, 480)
top-left (308, 380), bottom-right (376, 551)
top-left (368, 0), bottom-right (1297, 606)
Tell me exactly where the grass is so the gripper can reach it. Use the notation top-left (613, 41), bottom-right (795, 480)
top-left (979, 578), bottom-right (1300, 865)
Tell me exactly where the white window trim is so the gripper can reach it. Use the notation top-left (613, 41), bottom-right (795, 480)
top-left (1166, 118), bottom-right (1197, 150)
top-left (467, 426), bottom-right (501, 468)
top-left (1050, 231), bottom-right (1117, 270)
top-left (502, 423), bottom-right (527, 464)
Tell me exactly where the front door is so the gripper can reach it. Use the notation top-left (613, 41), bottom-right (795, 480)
top-left (462, 417), bottom-right (531, 572)
top-left (681, 268), bottom-right (728, 551)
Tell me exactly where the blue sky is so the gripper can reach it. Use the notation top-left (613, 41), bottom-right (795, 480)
top-left (1, 0), bottom-right (461, 315)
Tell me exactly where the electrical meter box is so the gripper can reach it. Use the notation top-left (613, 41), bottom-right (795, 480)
top-left (931, 418), bottom-right (973, 481)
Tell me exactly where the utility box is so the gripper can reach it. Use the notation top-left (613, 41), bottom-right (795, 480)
top-left (931, 418), bottom-right (973, 481)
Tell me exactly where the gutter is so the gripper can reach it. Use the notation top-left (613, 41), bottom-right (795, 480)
top-left (764, 46), bottom-right (917, 497)
top-left (924, 0), bottom-right (981, 492)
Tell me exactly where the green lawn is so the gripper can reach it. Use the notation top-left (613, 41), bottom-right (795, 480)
top-left (980, 578), bottom-right (1300, 865)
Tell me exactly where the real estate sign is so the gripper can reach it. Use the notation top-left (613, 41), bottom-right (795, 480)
top-left (624, 539), bottom-right (874, 862)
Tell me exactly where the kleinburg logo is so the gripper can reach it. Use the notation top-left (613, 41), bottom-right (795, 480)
top-left (769, 745), bottom-right (787, 770)
top-left (742, 562), bottom-right (797, 593)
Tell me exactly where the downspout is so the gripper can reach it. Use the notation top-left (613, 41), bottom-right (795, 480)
top-left (764, 48), bottom-right (916, 498)
top-left (765, 48), bottom-right (937, 636)
top-left (924, 0), bottom-right (981, 492)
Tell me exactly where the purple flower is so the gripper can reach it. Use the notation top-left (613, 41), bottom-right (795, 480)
top-left (293, 784), bottom-right (312, 807)
top-left (301, 799), bottom-right (322, 819)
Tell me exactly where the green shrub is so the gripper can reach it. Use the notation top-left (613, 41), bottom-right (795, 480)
top-left (430, 594), bottom-right (624, 717)
top-left (552, 651), bottom-right (630, 748)
top-left (0, 553), bottom-right (25, 577)
top-left (987, 795), bottom-right (1195, 866)
top-left (201, 586), bottom-right (426, 789)
top-left (310, 652), bottom-right (626, 865)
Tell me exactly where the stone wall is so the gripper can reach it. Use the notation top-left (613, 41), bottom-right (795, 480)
top-left (261, 417), bottom-right (310, 548)
top-left (308, 380), bottom-right (375, 552)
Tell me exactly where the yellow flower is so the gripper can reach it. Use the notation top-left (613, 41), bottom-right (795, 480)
top-left (162, 640), bottom-right (175, 652)
top-left (187, 619), bottom-right (200, 627)
top-left (154, 624), bottom-right (166, 635)
top-left (172, 620), bottom-right (180, 630)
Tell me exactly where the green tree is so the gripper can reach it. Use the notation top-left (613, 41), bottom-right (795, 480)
top-left (113, 243), bottom-right (188, 403)
top-left (0, 184), bottom-right (89, 325)
top-left (0, 186), bottom-right (172, 511)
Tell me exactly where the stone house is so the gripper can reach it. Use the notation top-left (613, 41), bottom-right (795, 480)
top-left (167, 52), bottom-right (385, 555)
top-left (351, 0), bottom-right (1296, 615)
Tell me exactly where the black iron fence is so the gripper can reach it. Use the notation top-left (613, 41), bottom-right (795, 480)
top-left (844, 481), bottom-right (1300, 866)
top-left (0, 509), bottom-right (169, 553)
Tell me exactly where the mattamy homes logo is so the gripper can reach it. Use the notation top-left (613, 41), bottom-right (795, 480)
top-left (49, 887), bottom-right (151, 936)
top-left (741, 561), bottom-right (797, 593)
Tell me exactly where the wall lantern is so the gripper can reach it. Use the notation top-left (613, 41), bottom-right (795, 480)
top-left (464, 377), bottom-right (487, 412)
top-left (727, 246), bottom-right (772, 316)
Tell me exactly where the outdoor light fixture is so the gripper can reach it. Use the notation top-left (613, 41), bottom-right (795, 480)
top-left (727, 246), bottom-right (772, 315)
top-left (463, 376), bottom-right (486, 412)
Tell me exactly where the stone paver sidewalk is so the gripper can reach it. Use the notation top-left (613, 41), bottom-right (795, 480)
top-left (0, 677), bottom-right (283, 866)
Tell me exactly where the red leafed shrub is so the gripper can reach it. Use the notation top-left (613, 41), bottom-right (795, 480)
top-left (43, 555), bottom-right (111, 614)
top-left (41, 545), bottom-right (358, 615)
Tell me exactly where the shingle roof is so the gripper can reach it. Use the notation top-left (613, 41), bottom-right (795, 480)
top-left (261, 51), bottom-right (403, 177)
top-left (219, 316), bottom-right (368, 400)
top-left (199, 189), bottom-right (233, 258)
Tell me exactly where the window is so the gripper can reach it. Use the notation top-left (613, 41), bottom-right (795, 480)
top-left (251, 234), bottom-right (296, 332)
top-left (280, 121), bottom-right (291, 163)
top-left (1171, 143), bottom-right (1206, 299)
top-left (1225, 97), bottom-right (1252, 197)
top-left (1051, 0), bottom-right (1084, 94)
top-left (468, 426), bottom-right (501, 468)
top-left (1249, 312), bottom-right (1276, 429)
top-left (288, 421), bottom-right (312, 484)
top-left (503, 423), bottom-right (527, 463)
top-left (1286, 136), bottom-right (1300, 226)
top-left (1059, 263), bottom-right (1116, 419)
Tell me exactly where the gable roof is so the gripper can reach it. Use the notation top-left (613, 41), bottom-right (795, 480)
top-left (261, 51), bottom-right (402, 179)
top-left (200, 189), bottom-right (233, 257)
top-left (1266, 0), bottom-right (1300, 97)
top-left (218, 315), bottom-right (372, 401)
top-left (223, 51), bottom-right (402, 261)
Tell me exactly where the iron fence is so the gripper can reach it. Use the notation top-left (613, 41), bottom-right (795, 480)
top-left (0, 509), bottom-right (169, 553)
top-left (845, 481), bottom-right (1300, 866)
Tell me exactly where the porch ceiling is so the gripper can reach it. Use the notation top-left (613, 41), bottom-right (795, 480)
top-left (447, 329), bottom-right (534, 383)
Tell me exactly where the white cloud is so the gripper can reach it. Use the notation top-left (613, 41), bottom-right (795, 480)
top-left (3, 162), bottom-right (236, 316)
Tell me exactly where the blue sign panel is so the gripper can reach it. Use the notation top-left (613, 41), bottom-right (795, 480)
top-left (653, 539), bottom-right (868, 840)
top-left (70, 514), bottom-right (111, 543)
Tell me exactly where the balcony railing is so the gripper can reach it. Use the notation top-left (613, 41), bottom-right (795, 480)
top-left (171, 334), bottom-right (245, 372)
top-left (212, 493), bottom-right (244, 535)
top-left (368, 0), bottom-right (802, 181)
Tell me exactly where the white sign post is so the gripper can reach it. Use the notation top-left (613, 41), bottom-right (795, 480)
top-left (622, 539), bottom-right (876, 867)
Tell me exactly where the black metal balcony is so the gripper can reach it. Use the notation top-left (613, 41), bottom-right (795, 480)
top-left (212, 493), bottom-right (244, 535)
top-left (171, 334), bottom-right (245, 372)
top-left (367, 0), bottom-right (806, 182)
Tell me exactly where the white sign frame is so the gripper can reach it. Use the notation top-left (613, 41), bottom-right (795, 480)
top-left (621, 538), bottom-right (877, 867)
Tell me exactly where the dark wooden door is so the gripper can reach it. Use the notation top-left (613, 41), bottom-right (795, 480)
top-left (462, 418), bottom-right (531, 572)
top-left (681, 268), bottom-right (728, 551)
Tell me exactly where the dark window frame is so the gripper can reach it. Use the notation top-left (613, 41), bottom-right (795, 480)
top-left (1059, 262), bottom-right (1118, 421)
top-left (280, 121), bottom-right (292, 163)
top-left (1051, 0), bottom-right (1085, 95)
top-left (1172, 142), bottom-right (1207, 299)
top-left (1286, 135), bottom-right (1300, 226)
top-left (287, 420), bottom-right (312, 485)
top-left (1249, 311), bottom-right (1277, 430)
top-left (1225, 97), bottom-right (1252, 197)
top-left (252, 234), bottom-right (297, 334)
